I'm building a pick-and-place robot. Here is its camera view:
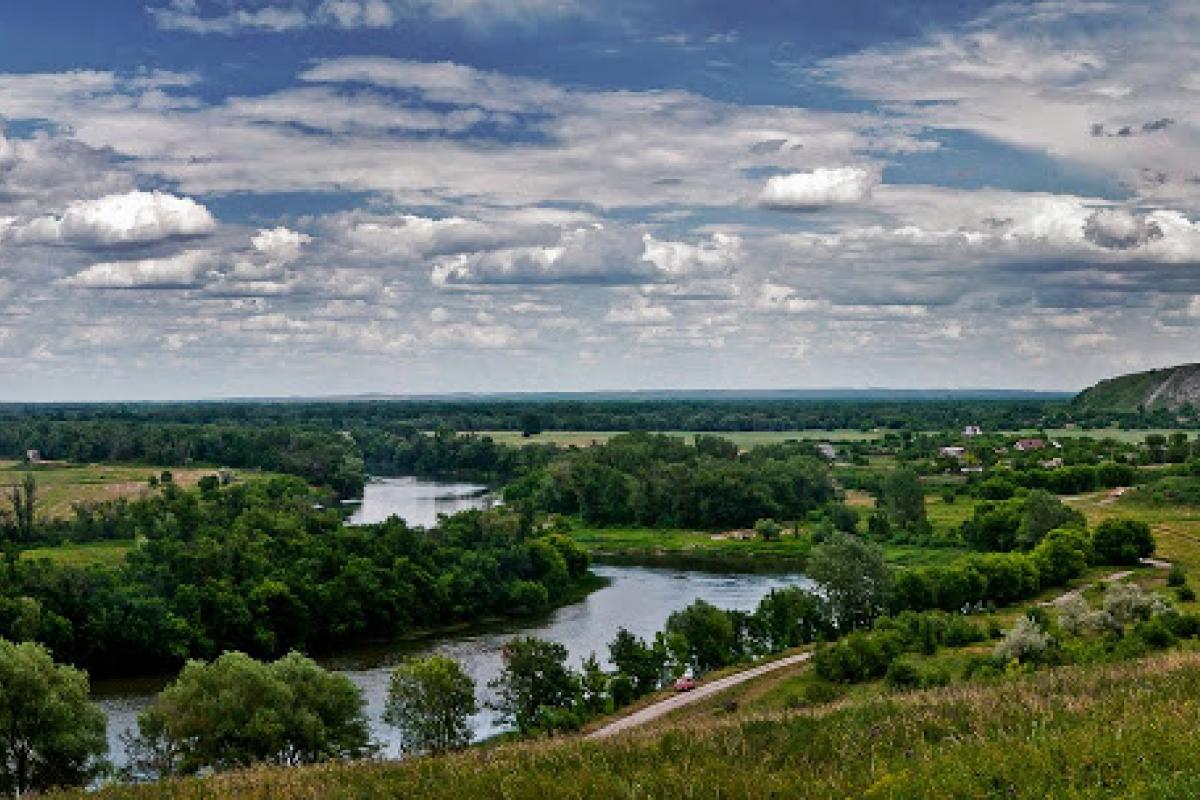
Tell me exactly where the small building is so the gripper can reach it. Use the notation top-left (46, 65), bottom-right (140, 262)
top-left (25, 449), bottom-right (41, 463)
top-left (1040, 457), bottom-right (1065, 469)
top-left (816, 443), bottom-right (837, 461)
top-left (963, 425), bottom-right (983, 437)
top-left (939, 446), bottom-right (966, 459)
top-left (1014, 438), bottom-right (1046, 452)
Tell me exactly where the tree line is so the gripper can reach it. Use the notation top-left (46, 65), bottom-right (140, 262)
top-left (503, 433), bottom-right (837, 529)
top-left (0, 478), bottom-right (592, 675)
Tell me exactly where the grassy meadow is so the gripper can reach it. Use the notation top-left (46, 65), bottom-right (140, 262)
top-left (0, 461), bottom-right (279, 522)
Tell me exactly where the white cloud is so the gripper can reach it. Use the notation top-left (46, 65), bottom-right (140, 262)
top-left (642, 233), bottom-right (740, 278)
top-left (147, 0), bottom-right (580, 34)
top-left (605, 296), bottom-right (673, 324)
top-left (60, 250), bottom-right (217, 289)
top-left (759, 166), bottom-right (877, 209)
top-left (11, 191), bottom-right (215, 247)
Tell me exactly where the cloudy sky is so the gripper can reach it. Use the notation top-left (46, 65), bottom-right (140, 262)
top-left (1, 0), bottom-right (1198, 400)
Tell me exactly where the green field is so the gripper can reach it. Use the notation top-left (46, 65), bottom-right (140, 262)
top-left (0, 461), bottom-right (277, 521)
top-left (20, 539), bottom-right (135, 568)
top-left (570, 524), bottom-right (968, 569)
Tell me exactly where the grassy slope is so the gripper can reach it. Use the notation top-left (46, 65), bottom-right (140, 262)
top-left (1072, 365), bottom-right (1189, 411)
top-left (20, 539), bottom-right (135, 567)
top-left (67, 651), bottom-right (1200, 799)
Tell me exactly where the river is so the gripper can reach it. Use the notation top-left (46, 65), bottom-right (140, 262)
top-left (94, 478), bottom-right (810, 762)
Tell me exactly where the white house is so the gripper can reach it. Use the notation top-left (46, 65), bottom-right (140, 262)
top-left (963, 425), bottom-right (983, 437)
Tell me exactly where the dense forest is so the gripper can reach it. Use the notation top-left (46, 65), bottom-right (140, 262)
top-left (4, 391), bottom-right (1183, 436)
top-left (0, 478), bottom-right (591, 675)
top-left (504, 433), bottom-right (836, 528)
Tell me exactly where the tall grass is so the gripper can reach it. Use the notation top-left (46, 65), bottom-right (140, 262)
top-left (63, 651), bottom-right (1200, 799)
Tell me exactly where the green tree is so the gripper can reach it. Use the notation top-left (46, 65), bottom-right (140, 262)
top-left (1091, 518), bottom-right (1155, 565)
top-left (881, 469), bottom-right (926, 530)
top-left (665, 599), bottom-right (737, 674)
top-left (607, 628), bottom-right (667, 695)
top-left (384, 655), bottom-right (477, 755)
top-left (126, 651), bottom-right (372, 778)
top-left (807, 533), bottom-right (891, 631)
top-left (754, 518), bottom-right (783, 541)
top-left (8, 474), bottom-right (36, 544)
top-left (1017, 490), bottom-right (1082, 549)
top-left (0, 638), bottom-right (108, 797)
top-left (488, 637), bottom-right (579, 734)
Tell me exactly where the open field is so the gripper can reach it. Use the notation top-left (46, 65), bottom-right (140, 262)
top-left (19, 539), bottom-right (136, 568)
top-left (0, 461), bottom-right (275, 521)
top-left (63, 650), bottom-right (1200, 800)
top-left (569, 525), bottom-right (968, 569)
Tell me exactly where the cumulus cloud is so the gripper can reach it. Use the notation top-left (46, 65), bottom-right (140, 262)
top-left (59, 250), bottom-right (218, 289)
top-left (431, 228), bottom-right (742, 286)
top-left (11, 191), bottom-right (215, 248)
top-left (1083, 208), bottom-right (1164, 249)
top-left (759, 167), bottom-right (877, 209)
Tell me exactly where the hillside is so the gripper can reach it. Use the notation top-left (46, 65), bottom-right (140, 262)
top-left (1075, 363), bottom-right (1200, 411)
top-left (64, 652), bottom-right (1200, 799)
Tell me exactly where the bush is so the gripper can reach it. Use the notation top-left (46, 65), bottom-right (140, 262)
top-left (1134, 617), bottom-right (1178, 649)
top-left (884, 658), bottom-right (922, 689)
top-left (993, 617), bottom-right (1052, 664)
top-left (1177, 585), bottom-right (1196, 603)
top-left (813, 631), bottom-right (903, 684)
top-left (1091, 518), bottom-right (1155, 565)
top-left (1168, 564), bottom-right (1187, 587)
top-left (1103, 583), bottom-right (1168, 626)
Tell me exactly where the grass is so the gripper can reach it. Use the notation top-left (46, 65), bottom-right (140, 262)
top-left (19, 539), bottom-right (135, 568)
top-left (0, 461), bottom-right (277, 521)
top-left (64, 650), bottom-right (1200, 799)
top-left (570, 524), bottom-right (968, 570)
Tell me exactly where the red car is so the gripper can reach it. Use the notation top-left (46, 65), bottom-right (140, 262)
top-left (674, 676), bottom-right (697, 692)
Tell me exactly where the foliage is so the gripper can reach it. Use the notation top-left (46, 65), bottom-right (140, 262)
top-left (1091, 518), bottom-right (1155, 565)
top-left (384, 655), bottom-right (478, 755)
top-left (880, 468), bottom-right (926, 530)
top-left (125, 651), bottom-right (372, 779)
top-left (0, 638), bottom-right (107, 796)
top-left (506, 433), bottom-right (835, 529)
top-left (0, 480), bottom-right (592, 675)
top-left (489, 637), bottom-right (581, 735)
top-left (664, 599), bottom-right (738, 674)
top-left (806, 534), bottom-right (889, 632)
top-left (993, 616), bottom-right (1052, 664)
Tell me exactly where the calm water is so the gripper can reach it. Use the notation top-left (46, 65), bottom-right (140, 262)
top-left (347, 476), bottom-right (497, 528)
top-left (94, 479), bottom-right (810, 763)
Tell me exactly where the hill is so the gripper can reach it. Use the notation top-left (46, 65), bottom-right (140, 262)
top-left (62, 651), bottom-right (1200, 799)
top-left (1075, 363), bottom-right (1200, 411)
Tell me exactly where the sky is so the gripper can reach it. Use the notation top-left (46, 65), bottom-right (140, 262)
top-left (1, 0), bottom-right (1199, 400)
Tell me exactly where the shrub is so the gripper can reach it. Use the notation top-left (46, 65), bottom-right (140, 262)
top-left (1167, 564), bottom-right (1187, 587)
top-left (993, 617), bottom-right (1052, 664)
top-left (1134, 617), bottom-right (1178, 650)
top-left (1177, 585), bottom-right (1196, 603)
top-left (884, 658), bottom-right (922, 689)
top-left (1091, 519), bottom-right (1155, 565)
top-left (1103, 583), bottom-right (1169, 626)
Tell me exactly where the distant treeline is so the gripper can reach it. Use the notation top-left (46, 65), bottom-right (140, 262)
top-left (1, 478), bottom-right (591, 675)
top-left (0, 420), bottom-right (365, 497)
top-left (0, 396), bottom-right (1076, 433)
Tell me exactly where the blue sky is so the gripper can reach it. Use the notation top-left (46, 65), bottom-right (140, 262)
top-left (0, 0), bottom-right (1198, 399)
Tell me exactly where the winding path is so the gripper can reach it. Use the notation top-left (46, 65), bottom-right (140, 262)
top-left (586, 651), bottom-right (812, 740)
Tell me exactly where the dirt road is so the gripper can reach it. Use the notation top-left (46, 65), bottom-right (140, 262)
top-left (585, 651), bottom-right (812, 740)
